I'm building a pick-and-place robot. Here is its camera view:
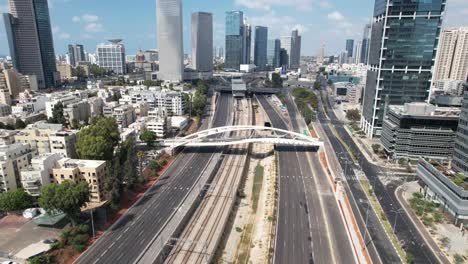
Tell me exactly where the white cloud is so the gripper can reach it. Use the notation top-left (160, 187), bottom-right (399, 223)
top-left (59, 32), bottom-right (71, 39)
top-left (327, 11), bottom-right (345, 21)
top-left (235, 0), bottom-right (314, 11)
top-left (52, 26), bottom-right (61, 34)
top-left (82, 14), bottom-right (99, 23)
top-left (72, 16), bottom-right (81, 23)
top-left (249, 12), bottom-right (308, 38)
top-left (85, 23), bottom-right (104, 33)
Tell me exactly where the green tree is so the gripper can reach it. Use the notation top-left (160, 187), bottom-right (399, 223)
top-left (149, 160), bottom-right (161, 175)
top-left (137, 151), bottom-right (145, 178)
top-left (48, 102), bottom-right (66, 125)
top-left (313, 81), bottom-right (321, 90)
top-left (76, 117), bottom-right (120, 160)
top-left (346, 109), bottom-right (361, 122)
top-left (72, 66), bottom-right (86, 79)
top-left (15, 118), bottom-right (27, 129)
top-left (29, 255), bottom-right (55, 264)
top-left (453, 254), bottom-right (464, 264)
top-left (371, 144), bottom-right (381, 154)
top-left (192, 94), bottom-right (207, 117)
top-left (111, 92), bottom-right (122, 102)
top-left (0, 189), bottom-right (33, 213)
top-left (39, 181), bottom-right (90, 226)
top-left (71, 119), bottom-right (80, 129)
top-left (103, 157), bottom-right (122, 205)
top-left (89, 64), bottom-right (111, 77)
top-left (140, 130), bottom-right (157, 146)
top-left (271, 73), bottom-right (283, 88)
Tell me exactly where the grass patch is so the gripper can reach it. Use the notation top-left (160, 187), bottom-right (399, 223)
top-left (237, 223), bottom-right (254, 264)
top-left (236, 227), bottom-right (243, 233)
top-left (252, 164), bottom-right (264, 212)
top-left (360, 180), bottom-right (408, 262)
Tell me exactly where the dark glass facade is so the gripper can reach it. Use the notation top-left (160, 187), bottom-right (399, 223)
top-left (453, 83), bottom-right (468, 173)
top-left (362, 0), bottom-right (445, 137)
top-left (267, 39), bottom-right (280, 69)
top-left (346, 39), bottom-right (354, 58)
top-left (225, 11), bottom-right (244, 70)
top-left (254, 26), bottom-right (268, 71)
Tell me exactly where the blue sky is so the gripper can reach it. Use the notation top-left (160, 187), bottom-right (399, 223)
top-left (0, 0), bottom-right (467, 57)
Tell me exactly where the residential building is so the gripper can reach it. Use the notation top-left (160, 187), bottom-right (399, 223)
top-left (192, 12), bottom-right (213, 72)
top-left (0, 89), bottom-right (11, 106)
top-left (253, 26), bottom-right (268, 71)
top-left (0, 129), bottom-right (18, 145)
top-left (0, 104), bottom-right (11, 117)
top-left (52, 158), bottom-right (107, 203)
top-left (103, 103), bottom-right (136, 128)
top-left (381, 103), bottom-right (460, 161)
top-left (225, 11), bottom-right (244, 70)
top-left (361, 23), bottom-right (371, 64)
top-left (157, 0), bottom-right (184, 82)
top-left (122, 90), bottom-right (186, 116)
top-left (63, 100), bottom-right (91, 125)
top-left (57, 63), bottom-right (73, 81)
top-left (346, 85), bottom-right (363, 105)
top-left (14, 125), bottom-right (78, 158)
top-left (452, 82), bottom-right (468, 173)
top-left (267, 39), bottom-right (281, 69)
top-left (361, 0), bottom-right (444, 137)
top-left (97, 40), bottom-right (126, 75)
top-left (1, 69), bottom-right (34, 96)
top-left (3, 0), bottom-right (58, 89)
top-left (345, 39), bottom-right (354, 58)
top-left (433, 27), bottom-right (468, 84)
top-left (290, 30), bottom-right (302, 70)
top-left (433, 79), bottom-right (465, 96)
top-left (68, 44), bottom-right (85, 67)
top-left (146, 117), bottom-right (170, 138)
top-left (20, 153), bottom-right (61, 196)
top-left (0, 143), bottom-right (35, 193)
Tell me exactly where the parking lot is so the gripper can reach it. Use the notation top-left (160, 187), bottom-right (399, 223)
top-left (0, 214), bottom-right (60, 258)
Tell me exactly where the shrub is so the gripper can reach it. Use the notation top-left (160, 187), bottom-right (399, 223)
top-left (71, 234), bottom-right (90, 247)
top-left (73, 244), bottom-right (87, 253)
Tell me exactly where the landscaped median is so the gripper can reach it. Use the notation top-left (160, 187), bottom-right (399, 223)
top-left (360, 180), bottom-right (411, 263)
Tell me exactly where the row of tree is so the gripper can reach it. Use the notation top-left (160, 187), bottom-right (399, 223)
top-left (292, 87), bottom-right (319, 125)
top-left (191, 80), bottom-right (210, 117)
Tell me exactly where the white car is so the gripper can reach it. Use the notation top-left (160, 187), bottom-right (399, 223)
top-left (22, 208), bottom-right (39, 219)
top-left (1, 261), bottom-right (19, 264)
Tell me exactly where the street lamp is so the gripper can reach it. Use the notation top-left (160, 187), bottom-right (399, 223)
top-left (390, 208), bottom-right (404, 233)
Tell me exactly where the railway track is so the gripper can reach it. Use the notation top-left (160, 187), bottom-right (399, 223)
top-left (164, 97), bottom-right (251, 264)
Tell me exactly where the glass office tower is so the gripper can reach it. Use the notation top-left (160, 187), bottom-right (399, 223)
top-left (361, 0), bottom-right (445, 137)
top-left (225, 11), bottom-right (244, 70)
top-left (345, 39), bottom-right (354, 58)
top-left (453, 82), bottom-right (468, 173)
top-left (254, 26), bottom-right (268, 71)
top-left (3, 0), bottom-right (57, 89)
top-left (192, 12), bottom-right (213, 72)
top-left (267, 39), bottom-right (281, 69)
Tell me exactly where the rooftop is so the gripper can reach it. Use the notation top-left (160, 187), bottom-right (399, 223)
top-left (56, 158), bottom-right (105, 169)
top-left (389, 103), bottom-right (460, 118)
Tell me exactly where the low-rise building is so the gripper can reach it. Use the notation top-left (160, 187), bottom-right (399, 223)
top-left (57, 64), bottom-right (73, 81)
top-left (52, 158), bottom-right (107, 203)
top-left (417, 159), bottom-right (468, 225)
top-left (0, 129), bottom-right (18, 145)
top-left (103, 103), bottom-right (136, 128)
top-left (0, 143), bottom-right (36, 193)
top-left (381, 103), bottom-right (460, 161)
top-left (146, 117), bottom-right (170, 138)
top-left (20, 153), bottom-right (62, 196)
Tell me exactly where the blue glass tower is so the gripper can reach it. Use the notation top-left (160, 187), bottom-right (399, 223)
top-left (3, 0), bottom-right (57, 89)
top-left (267, 39), bottom-right (281, 69)
top-left (362, 0), bottom-right (446, 137)
top-left (345, 39), bottom-right (354, 58)
top-left (254, 26), bottom-right (268, 71)
top-left (225, 11), bottom-right (244, 70)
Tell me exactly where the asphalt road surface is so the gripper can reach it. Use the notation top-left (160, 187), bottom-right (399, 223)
top-left (317, 75), bottom-right (439, 263)
top-left (75, 93), bottom-right (232, 264)
top-left (257, 95), bottom-right (354, 264)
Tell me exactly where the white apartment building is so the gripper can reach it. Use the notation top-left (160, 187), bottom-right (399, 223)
top-left (146, 117), bottom-right (171, 138)
top-left (20, 153), bottom-right (62, 196)
top-left (434, 27), bottom-right (468, 84)
top-left (0, 143), bottom-right (36, 193)
top-left (121, 90), bottom-right (186, 116)
top-left (103, 103), bottom-right (136, 128)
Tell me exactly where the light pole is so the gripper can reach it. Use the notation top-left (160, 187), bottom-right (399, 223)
top-left (362, 201), bottom-right (370, 250)
top-left (391, 208), bottom-right (403, 233)
top-left (90, 209), bottom-right (96, 239)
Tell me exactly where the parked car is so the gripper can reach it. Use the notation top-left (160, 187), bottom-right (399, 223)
top-left (23, 208), bottom-right (39, 219)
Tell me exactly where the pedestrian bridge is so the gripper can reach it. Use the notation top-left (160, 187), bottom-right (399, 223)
top-left (161, 125), bottom-right (323, 148)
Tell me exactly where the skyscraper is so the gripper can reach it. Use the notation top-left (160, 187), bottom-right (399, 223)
top-left (361, 0), bottom-right (445, 138)
top-left (225, 11), bottom-right (244, 70)
top-left (433, 27), bottom-right (468, 83)
top-left (354, 41), bottom-right (362, 64)
top-left (345, 39), bottom-right (354, 58)
top-left (360, 23), bottom-right (371, 64)
top-left (68, 44), bottom-right (86, 67)
top-left (267, 39), bottom-right (281, 69)
top-left (280, 36), bottom-right (292, 68)
top-left (243, 23), bottom-right (252, 64)
top-left (290, 30), bottom-right (302, 70)
top-left (3, 0), bottom-right (57, 89)
top-left (192, 12), bottom-right (213, 72)
top-left (317, 43), bottom-right (325, 65)
top-left (254, 26), bottom-right (268, 71)
top-left (157, 0), bottom-right (184, 82)
top-left (97, 40), bottom-right (126, 75)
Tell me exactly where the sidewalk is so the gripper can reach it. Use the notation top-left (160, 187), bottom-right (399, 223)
top-left (395, 184), bottom-right (451, 264)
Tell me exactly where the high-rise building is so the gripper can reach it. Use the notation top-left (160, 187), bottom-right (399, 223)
top-left (225, 11), bottom-right (244, 70)
top-left (360, 23), bottom-right (371, 64)
top-left (68, 44), bottom-right (85, 67)
top-left (192, 12), bottom-right (213, 72)
top-left (361, 0), bottom-right (445, 138)
top-left (279, 48), bottom-right (289, 67)
top-left (345, 39), bottom-right (354, 58)
top-left (254, 26), bottom-right (268, 71)
top-left (452, 82), bottom-right (468, 173)
top-left (317, 43), bottom-right (325, 65)
top-left (96, 39), bottom-right (126, 75)
top-left (290, 30), bottom-right (302, 70)
top-left (433, 27), bottom-right (468, 84)
top-left (267, 39), bottom-right (281, 69)
top-left (354, 41), bottom-right (362, 64)
top-left (3, 0), bottom-right (58, 89)
top-left (157, 0), bottom-right (184, 82)
top-left (243, 23), bottom-right (252, 64)
top-left (280, 36), bottom-right (292, 68)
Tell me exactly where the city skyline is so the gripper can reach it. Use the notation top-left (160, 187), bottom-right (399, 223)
top-left (0, 0), bottom-right (466, 57)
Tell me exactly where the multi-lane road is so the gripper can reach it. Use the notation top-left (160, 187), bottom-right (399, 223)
top-left (76, 93), bottom-right (232, 264)
top-left (317, 75), bottom-right (440, 263)
top-left (257, 95), bottom-right (355, 264)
